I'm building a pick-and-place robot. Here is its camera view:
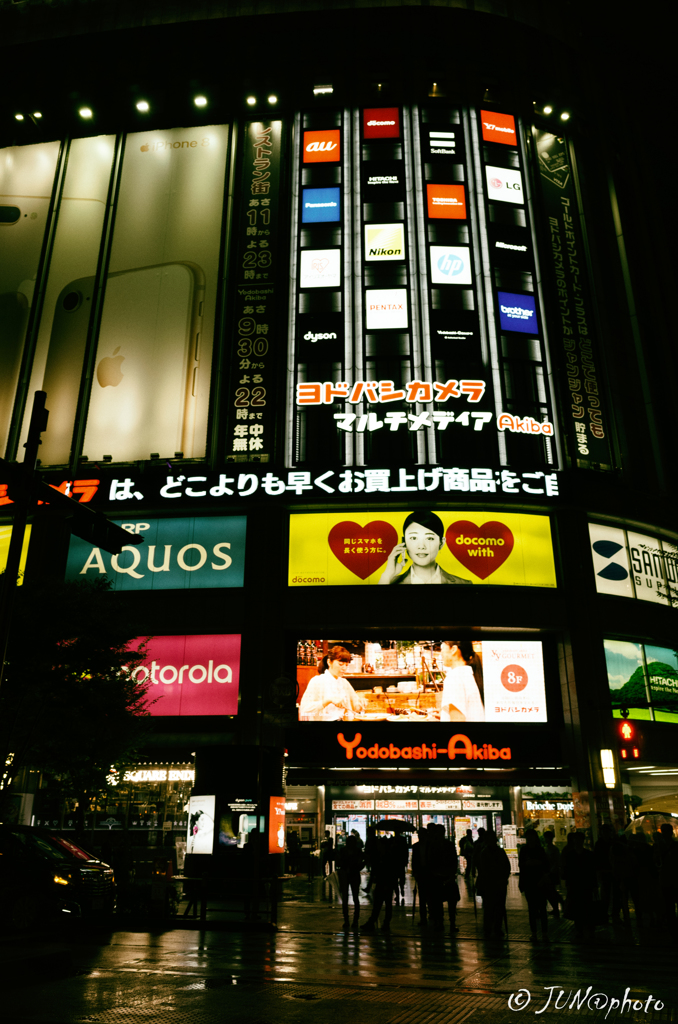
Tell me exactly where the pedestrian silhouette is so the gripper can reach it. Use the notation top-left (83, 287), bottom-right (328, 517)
top-left (519, 829), bottom-right (550, 941)
top-left (336, 834), bottom-right (364, 929)
top-left (475, 830), bottom-right (510, 940)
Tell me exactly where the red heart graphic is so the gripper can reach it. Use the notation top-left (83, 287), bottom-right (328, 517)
top-left (328, 521), bottom-right (399, 580)
top-left (445, 520), bottom-right (514, 580)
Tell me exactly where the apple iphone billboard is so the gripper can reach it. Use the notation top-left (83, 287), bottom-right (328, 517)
top-left (17, 136), bottom-right (117, 465)
top-left (0, 139), bottom-right (61, 455)
top-left (365, 289), bottom-right (409, 330)
top-left (299, 249), bottom-right (341, 288)
top-left (187, 795), bottom-right (215, 855)
top-left (485, 166), bottom-right (523, 204)
top-left (296, 639), bottom-right (547, 723)
top-left (130, 634), bottom-right (241, 716)
top-left (83, 125), bottom-right (230, 463)
top-left (65, 516), bottom-right (246, 591)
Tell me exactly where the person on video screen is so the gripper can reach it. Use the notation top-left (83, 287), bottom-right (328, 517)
top-left (298, 646), bottom-right (367, 722)
top-left (440, 641), bottom-right (485, 722)
top-left (378, 511), bottom-right (472, 585)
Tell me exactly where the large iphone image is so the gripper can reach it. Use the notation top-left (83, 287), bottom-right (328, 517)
top-left (80, 262), bottom-right (205, 461)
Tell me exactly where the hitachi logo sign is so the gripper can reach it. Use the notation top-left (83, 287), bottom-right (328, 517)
top-left (306, 141), bottom-right (337, 153)
top-left (369, 247), bottom-right (402, 257)
top-left (337, 732), bottom-right (511, 761)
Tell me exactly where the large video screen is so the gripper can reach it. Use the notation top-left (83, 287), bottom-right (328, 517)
top-left (604, 639), bottom-right (678, 724)
top-left (296, 639), bottom-right (547, 723)
top-left (289, 510), bottom-right (556, 588)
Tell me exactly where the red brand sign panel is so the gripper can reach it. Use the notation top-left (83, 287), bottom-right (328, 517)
top-left (269, 796), bottom-right (286, 854)
top-left (480, 110), bottom-right (517, 145)
top-left (363, 107), bottom-right (400, 139)
top-left (427, 184), bottom-right (467, 220)
top-left (130, 634), bottom-right (241, 716)
top-left (303, 129), bottom-right (341, 163)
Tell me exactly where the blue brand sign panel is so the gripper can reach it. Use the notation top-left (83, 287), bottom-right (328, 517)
top-left (302, 187), bottom-right (341, 224)
top-left (65, 516), bottom-right (247, 590)
top-left (498, 291), bottom-right (538, 335)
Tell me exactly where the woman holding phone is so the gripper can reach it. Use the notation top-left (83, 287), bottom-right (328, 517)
top-left (378, 511), bottom-right (471, 585)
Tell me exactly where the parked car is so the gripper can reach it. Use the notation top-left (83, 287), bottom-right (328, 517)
top-left (0, 825), bottom-right (116, 929)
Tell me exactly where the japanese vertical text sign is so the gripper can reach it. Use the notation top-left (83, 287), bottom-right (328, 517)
top-left (226, 121), bottom-right (283, 464)
top-left (130, 634), bottom-right (241, 716)
top-left (535, 130), bottom-right (612, 469)
top-left (65, 516), bottom-right (246, 591)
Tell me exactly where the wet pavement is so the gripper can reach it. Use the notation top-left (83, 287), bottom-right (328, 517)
top-left (2, 874), bottom-right (676, 1023)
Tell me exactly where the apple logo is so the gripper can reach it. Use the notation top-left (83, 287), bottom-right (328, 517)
top-left (140, 143), bottom-right (150, 152)
top-left (97, 347), bottom-right (125, 387)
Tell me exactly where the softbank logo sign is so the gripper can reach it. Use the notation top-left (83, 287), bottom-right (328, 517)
top-left (299, 248), bottom-right (341, 288)
top-left (363, 107), bottom-right (400, 139)
top-left (364, 223), bottom-right (405, 262)
top-left (303, 129), bottom-right (340, 163)
top-left (485, 165), bottom-right (523, 204)
top-left (497, 291), bottom-right (537, 335)
top-left (430, 245), bottom-right (472, 285)
top-left (480, 110), bottom-right (517, 146)
top-left (365, 288), bottom-right (408, 330)
top-left (302, 186), bottom-right (340, 224)
top-left (129, 634), bottom-right (241, 717)
top-left (426, 184), bottom-right (467, 220)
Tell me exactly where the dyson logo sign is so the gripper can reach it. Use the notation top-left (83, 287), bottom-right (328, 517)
top-left (130, 634), bottom-right (241, 717)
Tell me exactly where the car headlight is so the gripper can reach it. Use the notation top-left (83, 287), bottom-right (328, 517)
top-left (54, 874), bottom-right (70, 886)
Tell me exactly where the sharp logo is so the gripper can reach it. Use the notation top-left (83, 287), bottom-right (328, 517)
top-left (304, 331), bottom-right (338, 342)
top-left (303, 130), bottom-right (341, 163)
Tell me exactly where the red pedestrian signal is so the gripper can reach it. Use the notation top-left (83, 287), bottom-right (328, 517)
top-left (618, 719), bottom-right (641, 760)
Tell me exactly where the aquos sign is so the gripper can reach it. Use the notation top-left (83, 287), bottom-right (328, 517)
top-left (337, 732), bottom-right (512, 762)
top-left (65, 516), bottom-right (246, 590)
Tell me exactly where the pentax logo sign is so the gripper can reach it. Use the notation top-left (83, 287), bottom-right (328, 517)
top-left (363, 107), bottom-right (400, 139)
top-left (337, 732), bottom-right (512, 762)
top-left (303, 129), bottom-right (341, 163)
top-left (480, 110), bottom-right (517, 146)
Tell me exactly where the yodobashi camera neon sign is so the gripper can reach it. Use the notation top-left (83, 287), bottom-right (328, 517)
top-left (337, 732), bottom-right (511, 761)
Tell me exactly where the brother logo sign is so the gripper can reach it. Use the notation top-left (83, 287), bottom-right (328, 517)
top-left (497, 291), bottom-right (538, 335)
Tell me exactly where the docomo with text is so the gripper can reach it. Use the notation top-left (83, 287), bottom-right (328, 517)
top-left (338, 733), bottom-right (512, 762)
top-left (297, 379), bottom-right (486, 405)
top-left (131, 660), bottom-right (233, 685)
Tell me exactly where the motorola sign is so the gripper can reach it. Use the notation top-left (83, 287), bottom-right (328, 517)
top-left (303, 129), bottom-right (340, 163)
top-left (129, 634), bottom-right (241, 716)
top-left (485, 165), bottom-right (523, 204)
top-left (302, 186), bottom-right (341, 224)
top-left (363, 107), bottom-right (400, 139)
top-left (497, 291), bottom-right (537, 334)
top-left (430, 246), bottom-right (473, 285)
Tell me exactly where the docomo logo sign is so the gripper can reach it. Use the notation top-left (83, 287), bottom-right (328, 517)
top-left (498, 413), bottom-right (554, 436)
top-left (480, 110), bottom-right (517, 146)
top-left (337, 733), bottom-right (512, 762)
top-left (303, 129), bottom-right (341, 163)
top-left (304, 331), bottom-right (338, 343)
top-left (363, 107), bottom-right (400, 139)
top-left (130, 634), bottom-right (241, 717)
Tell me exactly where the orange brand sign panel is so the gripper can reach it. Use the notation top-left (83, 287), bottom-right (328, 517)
top-left (480, 110), bottom-right (517, 146)
top-left (427, 184), bottom-right (467, 220)
top-left (303, 130), bottom-right (341, 163)
top-left (268, 796), bottom-right (286, 854)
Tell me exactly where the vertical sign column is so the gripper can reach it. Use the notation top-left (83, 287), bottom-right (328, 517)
top-left (226, 121), bottom-right (282, 465)
top-left (535, 130), bottom-right (613, 470)
top-left (415, 106), bottom-right (497, 467)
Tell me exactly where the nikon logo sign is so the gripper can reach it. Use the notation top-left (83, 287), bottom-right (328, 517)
top-left (364, 223), bottom-right (405, 262)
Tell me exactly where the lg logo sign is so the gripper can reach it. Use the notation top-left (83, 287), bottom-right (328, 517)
top-left (485, 166), bottom-right (523, 205)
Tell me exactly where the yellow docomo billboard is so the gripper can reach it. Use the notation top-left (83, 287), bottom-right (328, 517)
top-left (0, 524), bottom-right (32, 586)
top-left (288, 511), bottom-right (556, 588)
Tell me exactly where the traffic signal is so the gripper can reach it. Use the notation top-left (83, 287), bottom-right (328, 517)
top-left (618, 719), bottom-right (641, 761)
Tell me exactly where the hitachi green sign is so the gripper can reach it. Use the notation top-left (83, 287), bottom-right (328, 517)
top-left (65, 516), bottom-right (246, 590)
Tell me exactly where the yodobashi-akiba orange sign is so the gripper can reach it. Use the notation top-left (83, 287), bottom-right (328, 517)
top-left (337, 732), bottom-right (511, 762)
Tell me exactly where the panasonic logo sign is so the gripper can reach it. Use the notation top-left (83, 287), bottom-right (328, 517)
top-left (305, 201), bottom-right (337, 208)
top-left (304, 331), bottom-right (338, 342)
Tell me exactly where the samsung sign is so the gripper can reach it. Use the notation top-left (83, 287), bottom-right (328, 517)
top-left (497, 291), bottom-right (537, 335)
top-left (302, 186), bottom-right (340, 224)
top-left (66, 516), bottom-right (246, 590)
